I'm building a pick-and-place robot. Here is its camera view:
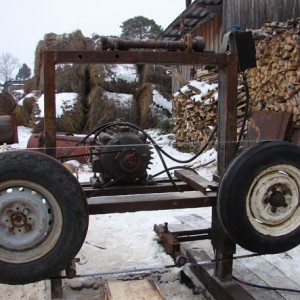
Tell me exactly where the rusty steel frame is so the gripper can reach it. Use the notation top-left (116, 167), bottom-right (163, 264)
top-left (43, 48), bottom-right (239, 296)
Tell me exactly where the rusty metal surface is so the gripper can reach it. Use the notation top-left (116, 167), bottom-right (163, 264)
top-left (27, 132), bottom-right (92, 163)
top-left (245, 111), bottom-right (292, 147)
top-left (185, 250), bottom-right (256, 300)
top-left (174, 169), bottom-right (218, 194)
top-left (43, 49), bottom-right (232, 154)
top-left (42, 40), bottom-right (239, 286)
top-left (0, 114), bottom-right (18, 145)
top-left (213, 54), bottom-right (238, 281)
top-left (101, 35), bottom-right (205, 52)
top-left (83, 181), bottom-right (194, 197)
top-left (87, 190), bottom-right (216, 214)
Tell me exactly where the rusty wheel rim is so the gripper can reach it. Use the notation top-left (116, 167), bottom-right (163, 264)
top-left (0, 180), bottom-right (63, 263)
top-left (246, 165), bottom-right (300, 237)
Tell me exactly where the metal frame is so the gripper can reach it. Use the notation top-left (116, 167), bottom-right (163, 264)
top-left (43, 46), bottom-right (239, 295)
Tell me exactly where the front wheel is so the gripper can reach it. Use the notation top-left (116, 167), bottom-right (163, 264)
top-left (0, 150), bottom-right (89, 284)
top-left (217, 141), bottom-right (300, 254)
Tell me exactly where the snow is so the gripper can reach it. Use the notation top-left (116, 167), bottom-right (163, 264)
top-left (35, 93), bottom-right (78, 118)
top-left (104, 64), bottom-right (138, 83)
top-left (2, 81), bottom-right (300, 298)
top-left (1, 123), bottom-right (300, 299)
top-left (103, 91), bottom-right (134, 107)
top-left (0, 125), bottom-right (217, 299)
top-left (152, 89), bottom-right (172, 113)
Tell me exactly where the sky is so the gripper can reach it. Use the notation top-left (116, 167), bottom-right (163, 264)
top-left (1, 0), bottom-right (185, 74)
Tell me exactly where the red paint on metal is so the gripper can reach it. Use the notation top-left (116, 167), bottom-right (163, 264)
top-left (0, 114), bottom-right (18, 145)
top-left (27, 132), bottom-right (92, 163)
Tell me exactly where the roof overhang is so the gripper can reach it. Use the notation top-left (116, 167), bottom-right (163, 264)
top-left (161, 0), bottom-right (222, 40)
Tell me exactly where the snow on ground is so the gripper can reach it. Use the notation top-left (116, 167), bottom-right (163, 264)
top-left (0, 126), bottom-right (215, 300)
top-left (2, 127), bottom-right (300, 299)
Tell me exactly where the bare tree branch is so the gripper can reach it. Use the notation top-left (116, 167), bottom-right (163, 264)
top-left (0, 53), bottom-right (19, 81)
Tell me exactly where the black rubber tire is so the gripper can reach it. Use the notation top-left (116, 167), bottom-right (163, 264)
top-left (217, 141), bottom-right (300, 254)
top-left (0, 150), bottom-right (89, 284)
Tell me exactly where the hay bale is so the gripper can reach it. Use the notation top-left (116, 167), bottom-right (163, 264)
top-left (32, 93), bottom-right (85, 133)
top-left (15, 96), bottom-right (37, 127)
top-left (86, 86), bottom-right (138, 131)
top-left (89, 64), bottom-right (139, 95)
top-left (15, 105), bottom-right (30, 126)
top-left (137, 84), bottom-right (172, 129)
top-left (0, 92), bottom-right (17, 115)
top-left (56, 94), bottom-right (85, 132)
top-left (33, 30), bottom-right (94, 92)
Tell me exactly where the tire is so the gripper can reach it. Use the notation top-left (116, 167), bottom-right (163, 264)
top-left (217, 141), bottom-right (300, 254)
top-left (0, 150), bottom-right (89, 284)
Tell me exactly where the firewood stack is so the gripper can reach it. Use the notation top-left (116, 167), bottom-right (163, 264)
top-left (173, 18), bottom-right (300, 152)
top-left (173, 69), bottom-right (247, 152)
top-left (249, 18), bottom-right (300, 121)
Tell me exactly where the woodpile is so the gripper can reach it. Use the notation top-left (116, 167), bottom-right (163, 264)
top-left (173, 18), bottom-right (300, 151)
top-left (249, 18), bottom-right (300, 122)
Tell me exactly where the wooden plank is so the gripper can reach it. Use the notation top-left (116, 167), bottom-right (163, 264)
top-left (87, 190), bottom-right (216, 214)
top-left (100, 279), bottom-right (165, 300)
top-left (174, 169), bottom-right (218, 194)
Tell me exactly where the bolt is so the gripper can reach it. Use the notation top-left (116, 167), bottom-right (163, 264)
top-left (24, 224), bottom-right (32, 232)
top-left (271, 207), bottom-right (277, 213)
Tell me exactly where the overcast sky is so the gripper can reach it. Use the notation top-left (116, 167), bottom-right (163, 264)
top-left (1, 0), bottom-right (185, 73)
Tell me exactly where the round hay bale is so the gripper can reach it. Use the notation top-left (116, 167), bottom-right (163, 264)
top-left (137, 84), bottom-right (172, 129)
top-left (22, 97), bottom-right (36, 115)
top-left (34, 30), bottom-right (94, 92)
top-left (89, 64), bottom-right (139, 95)
top-left (86, 86), bottom-right (138, 131)
top-left (56, 94), bottom-right (85, 132)
top-left (15, 105), bottom-right (30, 126)
top-left (0, 92), bottom-right (17, 115)
top-left (15, 96), bottom-right (37, 127)
top-left (137, 84), bottom-right (153, 128)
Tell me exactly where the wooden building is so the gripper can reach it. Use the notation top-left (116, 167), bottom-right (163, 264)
top-left (161, 0), bottom-right (300, 92)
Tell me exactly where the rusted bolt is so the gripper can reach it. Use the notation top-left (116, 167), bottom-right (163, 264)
top-left (24, 224), bottom-right (32, 232)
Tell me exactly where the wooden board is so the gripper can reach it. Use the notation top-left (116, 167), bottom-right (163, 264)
top-left (100, 279), bottom-right (165, 300)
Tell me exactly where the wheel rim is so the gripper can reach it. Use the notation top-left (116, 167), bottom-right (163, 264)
top-left (0, 180), bottom-right (63, 263)
top-left (246, 164), bottom-right (300, 237)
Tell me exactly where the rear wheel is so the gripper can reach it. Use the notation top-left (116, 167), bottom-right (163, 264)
top-left (0, 150), bottom-right (89, 284)
top-left (217, 141), bottom-right (300, 254)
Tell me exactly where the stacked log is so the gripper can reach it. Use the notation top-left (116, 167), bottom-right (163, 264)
top-left (173, 18), bottom-right (300, 151)
top-left (173, 73), bottom-right (247, 151)
top-left (249, 18), bottom-right (300, 122)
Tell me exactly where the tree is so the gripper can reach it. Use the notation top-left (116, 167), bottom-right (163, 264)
top-left (120, 16), bottom-right (163, 40)
top-left (15, 63), bottom-right (31, 80)
top-left (0, 53), bottom-right (19, 82)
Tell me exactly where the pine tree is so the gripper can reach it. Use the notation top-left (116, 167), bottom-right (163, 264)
top-left (120, 16), bottom-right (163, 40)
top-left (16, 63), bottom-right (31, 80)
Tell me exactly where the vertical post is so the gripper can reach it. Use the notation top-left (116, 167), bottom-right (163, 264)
top-left (212, 53), bottom-right (238, 281)
top-left (43, 51), bottom-right (57, 157)
top-left (51, 277), bottom-right (63, 299)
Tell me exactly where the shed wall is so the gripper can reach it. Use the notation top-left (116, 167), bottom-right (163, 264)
top-left (222, 0), bottom-right (300, 31)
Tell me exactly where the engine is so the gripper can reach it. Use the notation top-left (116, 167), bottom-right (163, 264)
top-left (91, 126), bottom-right (152, 185)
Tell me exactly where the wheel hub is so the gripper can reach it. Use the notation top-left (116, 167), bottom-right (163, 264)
top-left (247, 165), bottom-right (300, 236)
top-left (268, 191), bottom-right (287, 208)
top-left (0, 180), bottom-right (63, 263)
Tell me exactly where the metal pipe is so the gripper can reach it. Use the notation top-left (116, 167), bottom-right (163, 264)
top-left (101, 34), bottom-right (205, 52)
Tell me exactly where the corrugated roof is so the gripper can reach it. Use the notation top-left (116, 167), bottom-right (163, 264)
top-left (161, 0), bottom-right (222, 40)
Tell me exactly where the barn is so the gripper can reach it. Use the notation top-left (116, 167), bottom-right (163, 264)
top-left (161, 0), bottom-right (300, 93)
